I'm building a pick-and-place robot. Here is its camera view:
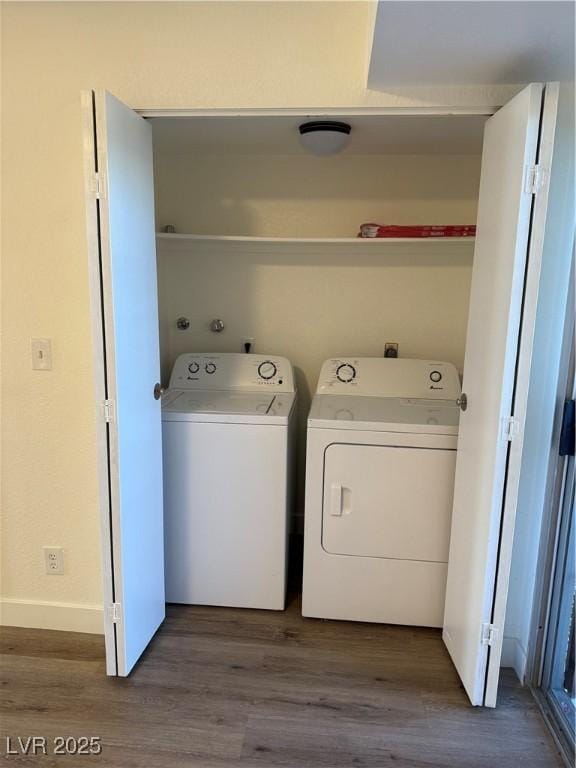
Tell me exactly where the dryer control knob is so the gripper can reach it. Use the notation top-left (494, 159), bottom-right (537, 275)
top-left (430, 370), bottom-right (443, 383)
top-left (205, 362), bottom-right (217, 374)
top-left (336, 363), bottom-right (356, 383)
top-left (188, 362), bottom-right (200, 374)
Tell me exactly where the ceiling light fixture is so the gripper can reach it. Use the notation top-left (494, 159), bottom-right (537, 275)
top-left (298, 121), bottom-right (352, 155)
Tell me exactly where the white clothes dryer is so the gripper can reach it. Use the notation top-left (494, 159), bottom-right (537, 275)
top-left (162, 353), bottom-right (296, 610)
top-left (302, 358), bottom-right (461, 627)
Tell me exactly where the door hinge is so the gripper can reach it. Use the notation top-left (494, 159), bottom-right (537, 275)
top-left (89, 172), bottom-right (106, 200)
top-left (501, 415), bottom-right (520, 442)
top-left (102, 399), bottom-right (115, 423)
top-left (525, 164), bottom-right (546, 195)
top-left (481, 622), bottom-right (499, 647)
top-left (109, 603), bottom-right (121, 623)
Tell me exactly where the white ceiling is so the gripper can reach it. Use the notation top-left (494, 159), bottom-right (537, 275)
top-left (368, 1), bottom-right (575, 87)
top-left (150, 114), bottom-right (487, 156)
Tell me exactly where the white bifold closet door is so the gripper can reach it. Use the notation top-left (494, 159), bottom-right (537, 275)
top-left (443, 82), bottom-right (560, 707)
top-left (83, 91), bottom-right (165, 676)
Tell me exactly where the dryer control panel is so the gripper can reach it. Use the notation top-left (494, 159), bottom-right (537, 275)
top-left (168, 353), bottom-right (295, 393)
top-left (316, 358), bottom-right (461, 399)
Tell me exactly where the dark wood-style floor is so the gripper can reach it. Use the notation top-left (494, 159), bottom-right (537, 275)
top-left (1, 596), bottom-right (562, 767)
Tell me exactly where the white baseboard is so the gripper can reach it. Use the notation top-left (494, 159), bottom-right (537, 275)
top-left (501, 635), bottom-right (528, 682)
top-left (0, 598), bottom-right (104, 634)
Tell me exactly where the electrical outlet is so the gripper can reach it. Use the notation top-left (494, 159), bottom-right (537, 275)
top-left (43, 546), bottom-right (64, 575)
top-left (384, 342), bottom-right (399, 358)
top-left (31, 338), bottom-right (52, 370)
top-left (241, 337), bottom-right (255, 354)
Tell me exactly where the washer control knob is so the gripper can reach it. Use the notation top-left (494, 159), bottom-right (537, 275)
top-left (188, 362), bottom-right (200, 374)
top-left (336, 363), bottom-right (356, 383)
top-left (205, 362), bottom-right (217, 374)
top-left (430, 370), bottom-right (443, 383)
top-left (258, 361), bottom-right (277, 380)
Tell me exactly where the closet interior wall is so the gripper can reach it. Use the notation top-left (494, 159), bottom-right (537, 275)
top-left (152, 144), bottom-right (482, 529)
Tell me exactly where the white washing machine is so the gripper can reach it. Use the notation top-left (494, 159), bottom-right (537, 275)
top-left (162, 352), bottom-right (296, 610)
top-left (302, 357), bottom-right (461, 627)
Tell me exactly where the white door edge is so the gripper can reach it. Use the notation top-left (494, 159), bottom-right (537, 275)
top-left (93, 89), bottom-right (127, 675)
top-left (81, 89), bottom-right (117, 675)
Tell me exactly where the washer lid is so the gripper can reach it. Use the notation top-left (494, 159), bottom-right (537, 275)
top-left (162, 389), bottom-right (294, 424)
top-left (308, 394), bottom-right (459, 434)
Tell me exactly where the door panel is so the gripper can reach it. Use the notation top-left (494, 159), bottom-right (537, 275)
top-left (482, 83), bottom-right (564, 707)
top-left (442, 83), bottom-right (543, 705)
top-left (87, 91), bottom-right (165, 675)
top-left (322, 443), bottom-right (456, 561)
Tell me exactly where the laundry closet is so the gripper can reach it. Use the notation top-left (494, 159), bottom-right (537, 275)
top-left (83, 83), bottom-right (565, 708)
top-left (150, 114), bottom-right (483, 533)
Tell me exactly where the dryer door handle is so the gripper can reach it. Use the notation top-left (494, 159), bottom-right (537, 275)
top-left (330, 483), bottom-right (343, 516)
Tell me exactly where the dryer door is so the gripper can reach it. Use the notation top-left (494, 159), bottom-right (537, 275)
top-left (322, 443), bottom-right (456, 561)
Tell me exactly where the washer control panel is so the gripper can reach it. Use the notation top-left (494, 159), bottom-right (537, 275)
top-left (169, 353), bottom-right (295, 393)
top-left (317, 358), bottom-right (461, 399)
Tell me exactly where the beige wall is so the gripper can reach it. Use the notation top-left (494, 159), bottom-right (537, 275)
top-left (0, 1), bottom-right (509, 633)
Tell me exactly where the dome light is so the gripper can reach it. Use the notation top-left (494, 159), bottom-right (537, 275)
top-left (298, 121), bottom-right (352, 155)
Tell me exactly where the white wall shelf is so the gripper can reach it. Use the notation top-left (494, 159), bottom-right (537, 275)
top-left (156, 232), bottom-right (475, 255)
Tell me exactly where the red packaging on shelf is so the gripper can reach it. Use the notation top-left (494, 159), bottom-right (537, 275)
top-left (358, 223), bottom-right (476, 238)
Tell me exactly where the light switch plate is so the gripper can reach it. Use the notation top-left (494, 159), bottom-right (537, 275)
top-left (31, 338), bottom-right (52, 370)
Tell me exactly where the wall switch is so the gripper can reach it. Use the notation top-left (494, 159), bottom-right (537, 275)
top-left (241, 337), bottom-right (255, 354)
top-left (31, 338), bottom-right (52, 370)
top-left (43, 546), bottom-right (64, 575)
